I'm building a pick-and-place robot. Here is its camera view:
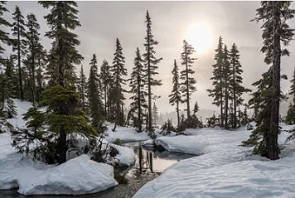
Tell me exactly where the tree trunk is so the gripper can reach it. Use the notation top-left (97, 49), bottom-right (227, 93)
top-left (185, 53), bottom-right (190, 119)
top-left (137, 76), bottom-right (142, 132)
top-left (17, 18), bottom-right (24, 100)
top-left (176, 101), bottom-right (180, 129)
top-left (147, 33), bottom-right (153, 136)
top-left (267, 2), bottom-right (280, 160)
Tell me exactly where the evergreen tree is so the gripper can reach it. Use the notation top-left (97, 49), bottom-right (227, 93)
top-left (129, 48), bottom-right (147, 132)
top-left (208, 37), bottom-right (224, 127)
top-left (40, 1), bottom-right (83, 88)
top-left (143, 11), bottom-right (162, 135)
top-left (87, 54), bottom-right (104, 130)
top-left (0, 2), bottom-right (10, 63)
top-left (152, 102), bottom-right (159, 127)
top-left (11, 6), bottom-right (26, 100)
top-left (100, 60), bottom-right (112, 117)
top-left (229, 43), bottom-right (250, 128)
top-left (286, 67), bottom-right (295, 124)
top-left (193, 101), bottom-right (199, 116)
top-left (109, 38), bottom-right (127, 130)
top-left (169, 60), bottom-right (181, 129)
top-left (23, 13), bottom-right (44, 107)
top-left (180, 40), bottom-right (196, 120)
top-left (78, 65), bottom-right (87, 111)
top-left (249, 2), bottom-right (294, 160)
top-left (13, 1), bottom-right (92, 164)
top-left (222, 45), bottom-right (231, 128)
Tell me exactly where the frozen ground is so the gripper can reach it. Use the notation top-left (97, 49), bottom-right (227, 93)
top-left (134, 127), bottom-right (295, 198)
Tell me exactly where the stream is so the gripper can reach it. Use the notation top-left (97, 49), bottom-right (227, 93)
top-left (0, 141), bottom-right (195, 198)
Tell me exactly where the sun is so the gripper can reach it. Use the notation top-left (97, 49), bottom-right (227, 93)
top-left (186, 22), bottom-right (214, 55)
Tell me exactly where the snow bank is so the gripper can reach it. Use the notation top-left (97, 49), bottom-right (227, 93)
top-left (155, 135), bottom-right (206, 155)
top-left (110, 144), bottom-right (135, 167)
top-left (105, 125), bottom-right (149, 143)
top-left (134, 127), bottom-right (295, 198)
top-left (19, 155), bottom-right (117, 195)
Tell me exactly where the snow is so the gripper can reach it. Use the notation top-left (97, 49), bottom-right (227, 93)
top-left (18, 155), bottom-right (117, 195)
top-left (110, 144), bottom-right (136, 167)
top-left (0, 100), bottom-right (119, 195)
top-left (105, 124), bottom-right (149, 143)
top-left (133, 126), bottom-right (295, 198)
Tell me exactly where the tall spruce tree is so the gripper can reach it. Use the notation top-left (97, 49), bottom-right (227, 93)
top-left (229, 43), bottom-right (250, 128)
top-left (169, 59), bottom-right (181, 129)
top-left (246, 2), bottom-right (294, 160)
top-left (78, 65), bottom-right (87, 112)
top-left (286, 67), bottom-right (295, 124)
top-left (129, 48), bottom-right (147, 132)
top-left (222, 45), bottom-right (231, 128)
top-left (100, 60), bottom-right (112, 117)
top-left (11, 6), bottom-right (26, 100)
top-left (143, 11), bottom-right (162, 135)
top-left (87, 54), bottom-right (104, 130)
top-left (109, 38), bottom-right (127, 130)
top-left (180, 40), bottom-right (196, 120)
top-left (0, 2), bottom-right (10, 63)
top-left (14, 1), bottom-right (94, 164)
top-left (208, 37), bottom-right (224, 127)
top-left (23, 14), bottom-right (43, 107)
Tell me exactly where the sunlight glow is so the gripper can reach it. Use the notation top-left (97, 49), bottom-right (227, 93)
top-left (186, 22), bottom-right (214, 55)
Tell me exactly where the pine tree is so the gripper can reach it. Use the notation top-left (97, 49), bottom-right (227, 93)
top-left (169, 60), bottom-right (181, 129)
top-left (11, 6), bottom-right (26, 100)
top-left (87, 54), bottom-right (104, 130)
top-left (286, 67), bottom-right (295, 124)
top-left (208, 37), bottom-right (224, 127)
top-left (15, 1), bottom-right (92, 164)
top-left (152, 102), bottom-right (159, 127)
top-left (109, 38), bottom-right (127, 130)
top-left (78, 65), bottom-right (87, 112)
top-left (129, 48), bottom-right (147, 132)
top-left (23, 14), bottom-right (44, 107)
top-left (143, 11), bottom-right (162, 135)
top-left (180, 40), bottom-right (196, 120)
top-left (250, 2), bottom-right (294, 160)
top-left (40, 1), bottom-right (83, 88)
top-left (193, 101), bottom-right (199, 116)
top-left (0, 2), bottom-right (10, 64)
top-left (229, 43), bottom-right (250, 128)
top-left (100, 60), bottom-right (112, 117)
top-left (222, 45), bottom-right (231, 128)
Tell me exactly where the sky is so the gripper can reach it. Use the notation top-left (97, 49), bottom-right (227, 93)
top-left (4, 1), bottom-right (295, 115)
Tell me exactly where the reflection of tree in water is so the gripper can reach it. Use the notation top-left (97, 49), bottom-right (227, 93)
top-left (138, 144), bottom-right (153, 174)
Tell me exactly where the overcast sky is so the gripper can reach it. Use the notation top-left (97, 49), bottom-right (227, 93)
top-left (5, 1), bottom-right (295, 114)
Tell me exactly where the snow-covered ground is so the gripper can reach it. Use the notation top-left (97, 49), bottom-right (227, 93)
top-left (133, 127), bottom-right (295, 198)
top-left (105, 124), bottom-right (150, 143)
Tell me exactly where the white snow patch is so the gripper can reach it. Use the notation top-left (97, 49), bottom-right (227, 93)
top-left (105, 125), bottom-right (149, 143)
top-left (134, 126), bottom-right (295, 198)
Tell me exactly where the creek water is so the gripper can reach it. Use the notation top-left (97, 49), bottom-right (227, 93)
top-left (0, 141), bottom-right (195, 198)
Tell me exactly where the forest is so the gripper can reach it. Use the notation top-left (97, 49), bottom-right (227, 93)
top-left (0, 1), bottom-right (295, 198)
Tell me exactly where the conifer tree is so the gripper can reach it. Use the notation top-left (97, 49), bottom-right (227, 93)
top-left (11, 6), bottom-right (26, 100)
top-left (100, 60), bottom-right (112, 117)
top-left (180, 40), bottom-right (196, 120)
top-left (129, 48), bottom-right (147, 132)
top-left (23, 14), bottom-right (43, 107)
top-left (208, 37), bottom-right (224, 127)
top-left (109, 38), bottom-right (127, 130)
top-left (152, 102), bottom-right (159, 127)
top-left (87, 54), bottom-right (104, 130)
top-left (13, 1), bottom-right (93, 164)
top-left (143, 11), bottom-right (162, 135)
top-left (246, 2), bottom-right (294, 160)
top-left (286, 67), bottom-right (295, 124)
top-left (223, 45), bottom-right (231, 128)
top-left (78, 65), bottom-right (87, 111)
top-left (169, 60), bottom-right (181, 129)
top-left (229, 43), bottom-right (250, 128)
top-left (0, 2), bottom-right (10, 63)
top-left (193, 101), bottom-right (199, 116)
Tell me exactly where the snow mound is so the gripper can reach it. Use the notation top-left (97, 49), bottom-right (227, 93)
top-left (134, 127), bottom-right (295, 198)
top-left (18, 155), bottom-right (118, 195)
top-left (105, 125), bottom-right (149, 143)
top-left (110, 144), bottom-right (135, 167)
top-left (155, 135), bottom-right (206, 155)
